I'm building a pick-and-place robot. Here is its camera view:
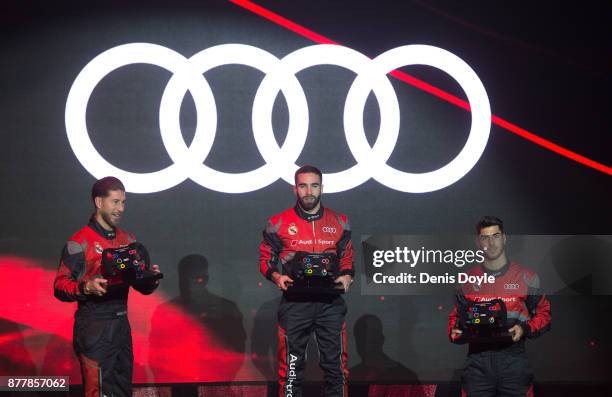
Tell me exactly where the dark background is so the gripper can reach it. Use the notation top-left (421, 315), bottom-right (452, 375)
top-left (0, 0), bottom-right (610, 384)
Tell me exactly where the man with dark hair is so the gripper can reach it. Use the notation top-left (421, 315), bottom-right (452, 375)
top-left (293, 164), bottom-right (322, 185)
top-left (260, 165), bottom-right (354, 397)
top-left (54, 176), bottom-right (161, 397)
top-left (474, 215), bottom-right (504, 235)
top-left (90, 177), bottom-right (125, 206)
top-left (449, 216), bottom-right (551, 397)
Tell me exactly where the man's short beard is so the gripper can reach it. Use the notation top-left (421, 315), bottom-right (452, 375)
top-left (101, 211), bottom-right (118, 227)
top-left (298, 195), bottom-right (320, 211)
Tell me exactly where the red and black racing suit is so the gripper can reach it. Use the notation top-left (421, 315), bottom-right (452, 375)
top-left (260, 204), bottom-right (354, 397)
top-left (54, 218), bottom-right (158, 397)
top-left (448, 262), bottom-right (551, 397)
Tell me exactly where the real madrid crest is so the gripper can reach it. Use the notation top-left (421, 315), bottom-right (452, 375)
top-left (95, 241), bottom-right (104, 254)
top-left (288, 223), bottom-right (298, 235)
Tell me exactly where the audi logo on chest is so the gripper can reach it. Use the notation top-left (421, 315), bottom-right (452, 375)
top-left (65, 43), bottom-right (491, 194)
top-left (321, 227), bottom-right (337, 234)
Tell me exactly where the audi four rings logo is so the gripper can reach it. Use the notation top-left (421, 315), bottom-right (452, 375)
top-left (65, 43), bottom-right (491, 194)
top-left (322, 227), bottom-right (337, 233)
top-left (504, 283), bottom-right (520, 290)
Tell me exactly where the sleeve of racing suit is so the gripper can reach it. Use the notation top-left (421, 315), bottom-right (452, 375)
top-left (336, 215), bottom-right (354, 277)
top-left (54, 240), bottom-right (88, 302)
top-left (448, 292), bottom-right (468, 344)
top-left (520, 273), bottom-right (551, 338)
top-left (259, 218), bottom-right (284, 281)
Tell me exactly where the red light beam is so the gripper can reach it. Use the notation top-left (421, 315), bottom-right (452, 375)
top-left (229, 0), bottom-right (612, 176)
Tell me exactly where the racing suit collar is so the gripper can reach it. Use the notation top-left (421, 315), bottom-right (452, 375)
top-left (481, 260), bottom-right (510, 278)
top-left (88, 215), bottom-right (116, 240)
top-left (294, 203), bottom-right (324, 222)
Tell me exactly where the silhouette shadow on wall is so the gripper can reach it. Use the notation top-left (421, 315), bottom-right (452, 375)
top-left (149, 254), bottom-right (246, 383)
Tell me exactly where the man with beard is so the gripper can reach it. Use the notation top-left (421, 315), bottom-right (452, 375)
top-left (259, 165), bottom-right (354, 397)
top-left (448, 216), bottom-right (551, 397)
top-left (54, 177), bottom-right (161, 397)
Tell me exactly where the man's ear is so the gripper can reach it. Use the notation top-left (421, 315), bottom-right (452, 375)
top-left (94, 196), bottom-right (103, 210)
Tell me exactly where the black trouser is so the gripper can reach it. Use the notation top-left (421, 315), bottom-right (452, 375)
top-left (277, 295), bottom-right (348, 397)
top-left (73, 311), bottom-right (133, 397)
top-left (461, 349), bottom-right (534, 397)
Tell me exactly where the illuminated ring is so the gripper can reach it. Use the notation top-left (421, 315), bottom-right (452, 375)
top-left (254, 44), bottom-right (399, 192)
top-left (353, 45), bottom-right (491, 193)
top-left (161, 44), bottom-right (308, 193)
top-left (65, 43), bottom-right (216, 193)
